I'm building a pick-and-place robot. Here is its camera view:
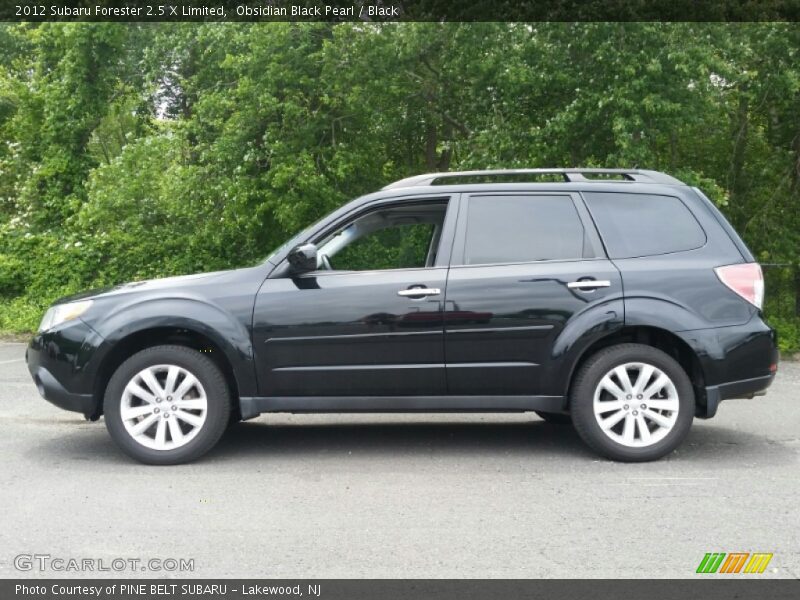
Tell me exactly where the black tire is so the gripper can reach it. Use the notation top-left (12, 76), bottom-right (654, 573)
top-left (534, 410), bottom-right (572, 425)
top-left (227, 411), bottom-right (242, 429)
top-left (570, 344), bottom-right (694, 462)
top-left (104, 345), bottom-right (231, 465)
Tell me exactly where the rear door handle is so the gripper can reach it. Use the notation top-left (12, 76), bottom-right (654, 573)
top-left (567, 280), bottom-right (611, 290)
top-left (397, 287), bottom-right (442, 297)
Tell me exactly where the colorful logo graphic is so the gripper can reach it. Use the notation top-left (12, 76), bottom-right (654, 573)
top-left (696, 552), bottom-right (773, 574)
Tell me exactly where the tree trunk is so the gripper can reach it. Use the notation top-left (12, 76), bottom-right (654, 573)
top-left (795, 265), bottom-right (800, 317)
top-left (729, 94), bottom-right (750, 227)
top-left (425, 123), bottom-right (437, 170)
top-left (437, 122), bottom-right (453, 171)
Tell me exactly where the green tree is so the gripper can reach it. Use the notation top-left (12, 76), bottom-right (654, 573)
top-left (0, 22), bottom-right (798, 349)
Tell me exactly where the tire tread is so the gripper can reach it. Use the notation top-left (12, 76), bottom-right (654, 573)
top-left (570, 343), bottom-right (694, 462)
top-left (103, 345), bottom-right (231, 465)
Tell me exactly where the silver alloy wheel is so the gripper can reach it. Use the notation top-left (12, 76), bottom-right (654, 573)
top-left (120, 364), bottom-right (208, 451)
top-left (592, 362), bottom-right (679, 448)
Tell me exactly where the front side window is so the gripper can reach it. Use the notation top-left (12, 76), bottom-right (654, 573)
top-left (316, 201), bottom-right (447, 271)
top-left (461, 195), bottom-right (586, 265)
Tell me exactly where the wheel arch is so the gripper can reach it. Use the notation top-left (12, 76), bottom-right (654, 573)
top-left (564, 325), bottom-right (707, 412)
top-left (89, 317), bottom-right (255, 421)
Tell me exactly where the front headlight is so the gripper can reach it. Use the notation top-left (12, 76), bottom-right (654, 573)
top-left (37, 300), bottom-right (94, 333)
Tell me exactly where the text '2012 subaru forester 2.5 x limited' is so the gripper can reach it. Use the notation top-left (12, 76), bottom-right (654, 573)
top-left (27, 169), bottom-right (778, 464)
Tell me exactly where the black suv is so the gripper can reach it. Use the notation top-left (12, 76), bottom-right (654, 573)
top-left (26, 169), bottom-right (778, 464)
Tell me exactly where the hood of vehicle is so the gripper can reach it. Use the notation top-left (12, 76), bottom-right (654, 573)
top-left (53, 268), bottom-right (259, 305)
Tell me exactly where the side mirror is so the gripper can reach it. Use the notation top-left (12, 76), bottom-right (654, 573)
top-left (287, 243), bottom-right (318, 274)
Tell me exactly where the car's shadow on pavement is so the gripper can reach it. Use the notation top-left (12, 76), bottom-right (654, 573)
top-left (208, 418), bottom-right (795, 466)
top-left (31, 417), bottom-right (796, 467)
top-left (213, 419), bottom-right (592, 460)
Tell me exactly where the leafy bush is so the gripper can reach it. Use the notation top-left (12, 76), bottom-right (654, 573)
top-left (0, 253), bottom-right (27, 295)
top-left (767, 316), bottom-right (800, 356)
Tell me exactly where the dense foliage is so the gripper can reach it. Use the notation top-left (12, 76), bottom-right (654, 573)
top-left (0, 23), bottom-right (798, 350)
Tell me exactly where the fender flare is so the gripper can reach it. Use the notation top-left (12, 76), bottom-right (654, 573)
top-left (545, 298), bottom-right (624, 397)
top-left (87, 295), bottom-right (258, 398)
top-left (551, 296), bottom-right (711, 399)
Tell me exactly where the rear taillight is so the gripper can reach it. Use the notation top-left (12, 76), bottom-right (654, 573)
top-left (714, 263), bottom-right (764, 309)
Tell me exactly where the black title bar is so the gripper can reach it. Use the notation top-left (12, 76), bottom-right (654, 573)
top-left (5, 579), bottom-right (800, 600)
top-left (2, 0), bottom-right (800, 22)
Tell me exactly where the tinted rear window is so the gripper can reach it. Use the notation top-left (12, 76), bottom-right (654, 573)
top-left (462, 195), bottom-right (585, 265)
top-left (583, 192), bottom-right (706, 258)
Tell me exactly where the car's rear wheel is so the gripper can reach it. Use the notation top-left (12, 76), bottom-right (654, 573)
top-left (570, 344), bottom-right (694, 462)
top-left (104, 345), bottom-right (230, 465)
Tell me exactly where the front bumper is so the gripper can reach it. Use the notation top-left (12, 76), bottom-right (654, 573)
top-left (26, 319), bottom-right (104, 419)
top-left (28, 362), bottom-right (94, 415)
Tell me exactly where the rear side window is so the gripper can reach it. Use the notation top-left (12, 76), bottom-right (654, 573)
top-left (462, 195), bottom-right (585, 265)
top-left (583, 192), bottom-right (706, 258)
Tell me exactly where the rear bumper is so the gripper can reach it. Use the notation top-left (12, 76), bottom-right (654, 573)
top-left (699, 372), bottom-right (776, 419)
top-left (678, 314), bottom-right (778, 419)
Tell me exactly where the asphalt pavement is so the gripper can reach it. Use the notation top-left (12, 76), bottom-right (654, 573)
top-left (0, 341), bottom-right (797, 578)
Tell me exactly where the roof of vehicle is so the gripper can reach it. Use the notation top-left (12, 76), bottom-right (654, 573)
top-left (383, 168), bottom-right (685, 190)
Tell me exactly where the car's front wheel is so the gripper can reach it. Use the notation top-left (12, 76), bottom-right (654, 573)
top-left (570, 344), bottom-right (694, 462)
top-left (104, 345), bottom-right (231, 465)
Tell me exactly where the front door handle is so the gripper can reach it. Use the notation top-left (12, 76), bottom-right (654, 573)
top-left (397, 287), bottom-right (442, 297)
top-left (567, 280), bottom-right (611, 290)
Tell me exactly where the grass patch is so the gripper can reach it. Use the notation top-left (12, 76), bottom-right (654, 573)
top-left (0, 296), bottom-right (46, 336)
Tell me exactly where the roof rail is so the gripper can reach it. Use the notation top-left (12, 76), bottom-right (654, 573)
top-left (383, 168), bottom-right (685, 189)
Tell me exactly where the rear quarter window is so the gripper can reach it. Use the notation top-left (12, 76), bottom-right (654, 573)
top-left (583, 192), bottom-right (706, 258)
